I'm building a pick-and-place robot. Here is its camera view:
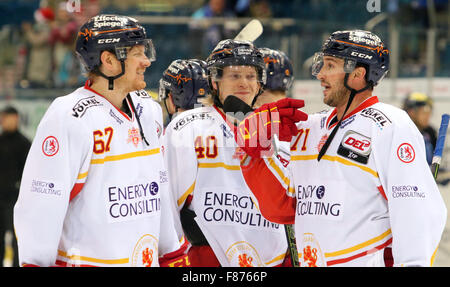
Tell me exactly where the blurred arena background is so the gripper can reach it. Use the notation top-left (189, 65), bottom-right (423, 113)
top-left (0, 0), bottom-right (449, 267)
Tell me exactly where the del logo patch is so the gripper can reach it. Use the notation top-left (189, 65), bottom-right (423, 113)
top-left (42, 136), bottom-right (59, 156)
top-left (337, 130), bottom-right (371, 164)
top-left (397, 143), bottom-right (415, 163)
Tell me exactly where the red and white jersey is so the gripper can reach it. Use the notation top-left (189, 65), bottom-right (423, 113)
top-left (14, 83), bottom-right (182, 267)
top-left (241, 96), bottom-right (447, 267)
top-left (163, 106), bottom-right (288, 267)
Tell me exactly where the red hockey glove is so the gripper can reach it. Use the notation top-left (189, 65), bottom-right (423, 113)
top-left (159, 241), bottom-right (191, 267)
top-left (235, 98), bottom-right (308, 158)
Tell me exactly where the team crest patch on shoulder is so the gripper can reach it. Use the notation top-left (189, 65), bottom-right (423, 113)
top-left (397, 143), bottom-right (415, 163)
top-left (131, 234), bottom-right (159, 267)
top-left (226, 241), bottom-right (264, 267)
top-left (300, 233), bottom-right (326, 267)
top-left (42, 136), bottom-right (59, 157)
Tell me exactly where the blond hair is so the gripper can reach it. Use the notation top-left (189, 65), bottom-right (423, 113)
top-left (198, 94), bottom-right (215, 107)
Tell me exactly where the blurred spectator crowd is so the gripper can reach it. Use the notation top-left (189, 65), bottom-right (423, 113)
top-left (0, 0), bottom-right (105, 98)
top-left (0, 0), bottom-right (271, 98)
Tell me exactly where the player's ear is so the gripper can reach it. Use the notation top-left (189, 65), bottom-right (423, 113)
top-left (100, 51), bottom-right (119, 74)
top-left (352, 66), bottom-right (366, 80)
top-left (211, 80), bottom-right (218, 91)
top-left (348, 66), bottom-right (368, 89)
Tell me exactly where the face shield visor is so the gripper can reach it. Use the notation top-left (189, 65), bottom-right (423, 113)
top-left (114, 39), bottom-right (156, 63)
top-left (209, 65), bottom-right (265, 86)
top-left (158, 78), bottom-right (170, 102)
top-left (311, 52), bottom-right (357, 78)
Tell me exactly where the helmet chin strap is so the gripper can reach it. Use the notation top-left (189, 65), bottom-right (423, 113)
top-left (317, 73), bottom-right (372, 161)
top-left (163, 98), bottom-right (173, 122)
top-left (250, 86), bottom-right (264, 108)
top-left (98, 61), bottom-right (126, 90)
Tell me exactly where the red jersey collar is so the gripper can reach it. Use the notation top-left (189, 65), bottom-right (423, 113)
top-left (326, 96), bottom-right (379, 130)
top-left (83, 80), bottom-right (133, 121)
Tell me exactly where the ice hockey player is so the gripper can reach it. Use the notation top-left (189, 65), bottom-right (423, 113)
top-left (158, 59), bottom-right (209, 124)
top-left (163, 39), bottom-right (301, 266)
top-left (13, 14), bottom-right (189, 267)
top-left (236, 30), bottom-right (447, 267)
top-left (254, 47), bottom-right (294, 108)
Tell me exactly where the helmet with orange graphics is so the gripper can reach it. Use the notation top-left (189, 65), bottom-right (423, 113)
top-left (75, 14), bottom-right (155, 89)
top-left (312, 30), bottom-right (389, 87)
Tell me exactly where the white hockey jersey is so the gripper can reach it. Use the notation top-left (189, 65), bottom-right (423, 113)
top-left (241, 96), bottom-right (447, 267)
top-left (14, 82), bottom-right (181, 267)
top-left (163, 105), bottom-right (289, 267)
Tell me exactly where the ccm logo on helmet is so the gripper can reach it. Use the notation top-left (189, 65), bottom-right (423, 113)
top-left (350, 51), bottom-right (373, 60)
top-left (98, 38), bottom-right (120, 44)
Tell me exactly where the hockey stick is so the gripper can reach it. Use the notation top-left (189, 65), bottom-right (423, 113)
top-left (432, 114), bottom-right (450, 180)
top-left (233, 19), bottom-right (263, 42)
top-left (284, 224), bottom-right (299, 267)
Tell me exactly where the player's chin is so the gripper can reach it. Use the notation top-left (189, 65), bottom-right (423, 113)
top-left (134, 80), bottom-right (147, 91)
top-left (234, 93), bottom-right (253, 106)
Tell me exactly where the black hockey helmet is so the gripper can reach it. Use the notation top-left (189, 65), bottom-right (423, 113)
top-left (259, 47), bottom-right (294, 92)
top-left (312, 30), bottom-right (389, 87)
top-left (159, 59), bottom-right (209, 110)
top-left (75, 14), bottom-right (155, 89)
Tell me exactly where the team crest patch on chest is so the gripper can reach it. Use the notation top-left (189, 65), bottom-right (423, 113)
top-left (226, 241), bottom-right (264, 267)
top-left (127, 127), bottom-right (141, 147)
top-left (317, 134), bottom-right (328, 153)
